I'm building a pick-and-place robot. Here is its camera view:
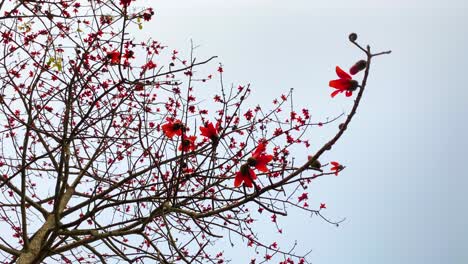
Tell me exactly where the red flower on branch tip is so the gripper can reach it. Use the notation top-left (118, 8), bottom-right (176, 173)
top-left (235, 164), bottom-right (257, 188)
top-left (107, 50), bottom-right (120, 65)
top-left (178, 135), bottom-right (197, 152)
top-left (329, 66), bottom-right (359, 98)
top-left (330, 161), bottom-right (343, 176)
top-left (200, 122), bottom-right (219, 141)
top-left (161, 118), bottom-right (184, 139)
top-left (247, 142), bottom-right (273, 172)
top-left (320, 203), bottom-right (327, 209)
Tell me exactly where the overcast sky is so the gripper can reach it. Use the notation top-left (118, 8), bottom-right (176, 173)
top-left (143, 1), bottom-right (468, 263)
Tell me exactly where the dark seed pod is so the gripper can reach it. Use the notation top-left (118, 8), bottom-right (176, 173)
top-left (349, 33), bottom-right (358, 42)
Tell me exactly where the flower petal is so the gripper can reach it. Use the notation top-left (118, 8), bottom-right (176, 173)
top-left (234, 172), bottom-right (243, 187)
top-left (252, 142), bottom-right (267, 158)
top-left (330, 89), bottom-right (341, 98)
top-left (329, 79), bottom-right (350, 90)
top-left (255, 155), bottom-right (273, 172)
top-left (249, 168), bottom-right (257, 180)
top-left (243, 177), bottom-right (253, 188)
top-left (335, 66), bottom-right (351, 80)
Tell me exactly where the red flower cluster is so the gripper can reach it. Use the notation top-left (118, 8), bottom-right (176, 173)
top-left (235, 142), bottom-right (273, 188)
top-left (162, 119), bottom-right (199, 152)
top-left (329, 66), bottom-right (359, 98)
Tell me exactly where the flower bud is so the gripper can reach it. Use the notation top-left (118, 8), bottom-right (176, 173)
top-left (348, 33), bottom-right (358, 42)
top-left (349, 60), bottom-right (367, 75)
top-left (309, 159), bottom-right (321, 170)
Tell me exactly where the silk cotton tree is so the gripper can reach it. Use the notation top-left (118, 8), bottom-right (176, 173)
top-left (0, 1), bottom-right (390, 263)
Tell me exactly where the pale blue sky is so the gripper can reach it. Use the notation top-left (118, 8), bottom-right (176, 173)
top-left (144, 1), bottom-right (468, 263)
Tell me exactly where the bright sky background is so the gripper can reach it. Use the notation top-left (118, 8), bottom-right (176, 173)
top-left (142, 1), bottom-right (468, 263)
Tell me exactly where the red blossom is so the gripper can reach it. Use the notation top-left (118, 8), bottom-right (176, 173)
top-left (329, 66), bottom-right (359, 98)
top-left (200, 122), bottom-right (219, 141)
top-left (178, 135), bottom-right (197, 152)
top-left (247, 142), bottom-right (273, 172)
top-left (297, 193), bottom-right (308, 202)
top-left (134, 83), bottom-right (144, 91)
top-left (330, 161), bottom-right (343, 176)
top-left (120, 0), bottom-right (132, 7)
top-left (161, 119), bottom-right (184, 139)
top-left (143, 60), bottom-right (157, 71)
top-left (107, 50), bottom-right (120, 64)
top-left (320, 203), bottom-right (327, 209)
top-left (234, 164), bottom-right (257, 188)
top-left (244, 109), bottom-right (253, 121)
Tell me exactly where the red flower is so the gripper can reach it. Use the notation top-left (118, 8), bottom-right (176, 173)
top-left (329, 66), bottom-right (359, 98)
top-left (123, 49), bottom-right (134, 59)
top-left (298, 193), bottom-right (308, 202)
top-left (161, 119), bottom-right (184, 139)
top-left (330, 161), bottom-right (343, 176)
top-left (320, 203), bottom-right (327, 209)
top-left (142, 8), bottom-right (154, 21)
top-left (235, 164), bottom-right (257, 188)
top-left (143, 60), bottom-right (157, 71)
top-left (107, 50), bottom-right (120, 64)
top-left (178, 135), bottom-right (197, 152)
top-left (200, 122), bottom-right (219, 141)
top-left (134, 83), bottom-right (144, 91)
top-left (247, 142), bottom-right (273, 172)
top-left (120, 0), bottom-right (131, 7)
